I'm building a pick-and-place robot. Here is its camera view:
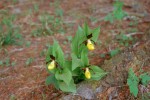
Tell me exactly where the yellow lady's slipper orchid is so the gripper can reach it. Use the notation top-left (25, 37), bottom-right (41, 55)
top-left (48, 60), bottom-right (55, 70)
top-left (85, 68), bottom-right (91, 79)
top-left (87, 39), bottom-right (95, 50)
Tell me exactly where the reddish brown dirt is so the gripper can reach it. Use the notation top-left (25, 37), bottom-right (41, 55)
top-left (0, 0), bottom-right (150, 99)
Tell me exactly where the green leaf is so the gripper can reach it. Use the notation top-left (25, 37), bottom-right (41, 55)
top-left (91, 27), bottom-right (100, 42)
top-left (140, 73), bottom-right (150, 86)
top-left (100, 54), bottom-right (105, 58)
top-left (72, 68), bottom-right (82, 76)
top-left (104, 13), bottom-right (114, 23)
top-left (83, 24), bottom-right (100, 42)
top-left (64, 60), bottom-right (81, 76)
top-left (127, 79), bottom-right (139, 97)
top-left (25, 58), bottom-right (33, 66)
top-left (45, 75), bottom-right (59, 89)
top-left (71, 53), bottom-right (82, 71)
top-left (71, 39), bottom-right (78, 56)
top-left (89, 66), bottom-right (107, 80)
top-left (83, 23), bottom-right (89, 36)
top-left (58, 79), bottom-right (76, 93)
top-left (57, 45), bottom-right (65, 66)
top-left (52, 40), bottom-right (58, 57)
top-left (51, 40), bottom-right (65, 66)
top-left (55, 8), bottom-right (63, 17)
top-left (0, 61), bottom-right (3, 66)
top-left (45, 75), bottom-right (54, 85)
top-left (127, 68), bottom-right (139, 97)
top-left (55, 68), bottom-right (72, 85)
top-left (64, 60), bottom-right (72, 71)
top-left (110, 48), bottom-right (120, 57)
top-left (71, 26), bottom-right (85, 56)
top-left (81, 48), bottom-right (89, 66)
top-left (122, 34), bottom-right (128, 41)
top-left (104, 0), bottom-right (127, 23)
top-left (113, 0), bottom-right (127, 20)
top-left (78, 43), bottom-right (86, 57)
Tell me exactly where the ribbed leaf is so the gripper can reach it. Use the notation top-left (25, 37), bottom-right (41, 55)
top-left (140, 73), bottom-right (150, 86)
top-left (127, 68), bottom-right (139, 97)
top-left (45, 75), bottom-right (59, 89)
top-left (55, 68), bottom-right (72, 85)
top-left (58, 79), bottom-right (76, 93)
top-left (71, 53), bottom-right (82, 71)
top-left (91, 27), bottom-right (100, 42)
top-left (89, 66), bottom-right (107, 80)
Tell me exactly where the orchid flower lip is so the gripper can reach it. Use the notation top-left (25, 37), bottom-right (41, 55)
top-left (85, 68), bottom-right (91, 79)
top-left (48, 60), bottom-right (55, 70)
top-left (87, 39), bottom-right (95, 50)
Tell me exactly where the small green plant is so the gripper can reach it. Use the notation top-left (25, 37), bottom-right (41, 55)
top-left (104, 0), bottom-right (127, 23)
top-left (0, 58), bottom-right (16, 67)
top-left (5, 58), bottom-right (10, 67)
top-left (116, 33), bottom-right (133, 46)
top-left (99, 48), bottom-right (120, 59)
top-left (12, 0), bottom-right (18, 4)
top-left (40, 49), bottom-right (47, 57)
top-left (25, 58), bottom-right (33, 66)
top-left (129, 21), bottom-right (138, 27)
top-left (10, 94), bottom-right (16, 100)
top-left (53, 0), bottom-right (61, 8)
top-left (45, 24), bottom-right (107, 92)
top-left (127, 68), bottom-right (150, 97)
top-left (31, 13), bottom-right (65, 37)
top-left (0, 15), bottom-right (22, 47)
top-left (109, 48), bottom-right (120, 57)
top-left (127, 28), bottom-right (138, 33)
top-left (25, 41), bottom-right (31, 47)
top-left (55, 8), bottom-right (64, 18)
top-left (90, 16), bottom-right (98, 23)
top-left (0, 60), bottom-right (3, 66)
top-left (33, 4), bottom-right (39, 13)
top-left (11, 61), bottom-right (16, 67)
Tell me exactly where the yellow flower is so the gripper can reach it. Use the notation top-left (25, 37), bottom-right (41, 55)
top-left (85, 68), bottom-right (91, 79)
top-left (87, 39), bottom-right (95, 50)
top-left (48, 60), bottom-right (55, 70)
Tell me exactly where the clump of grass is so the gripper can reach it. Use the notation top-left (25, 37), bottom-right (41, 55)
top-left (0, 57), bottom-right (16, 67)
top-left (116, 33), bottom-right (133, 46)
top-left (25, 58), bottom-right (33, 66)
top-left (0, 14), bottom-right (22, 47)
top-left (31, 6), bottom-right (65, 37)
top-left (104, 0), bottom-right (127, 23)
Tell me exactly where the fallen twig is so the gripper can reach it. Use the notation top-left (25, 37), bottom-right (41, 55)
top-left (126, 32), bottom-right (144, 37)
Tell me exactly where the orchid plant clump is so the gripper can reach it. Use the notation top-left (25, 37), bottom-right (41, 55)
top-left (45, 23), bottom-right (107, 92)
